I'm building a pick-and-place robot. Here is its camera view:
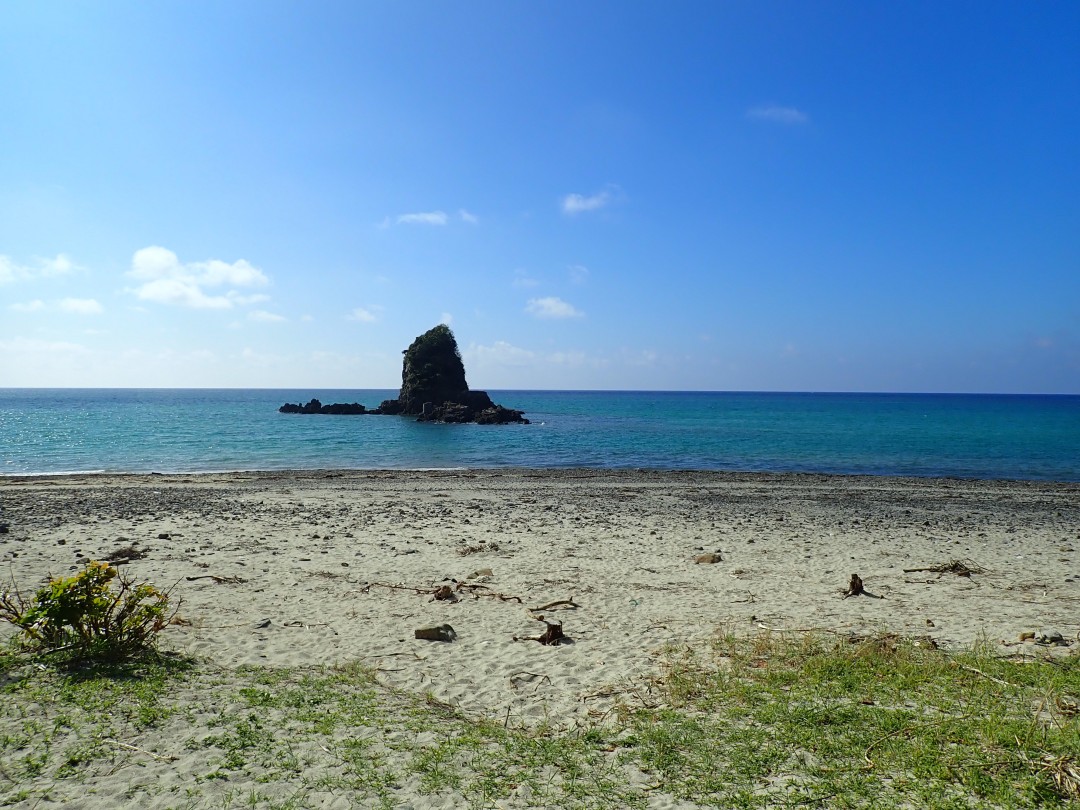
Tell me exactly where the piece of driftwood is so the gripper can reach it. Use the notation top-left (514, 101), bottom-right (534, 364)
top-left (528, 597), bottom-right (579, 612)
top-left (842, 573), bottom-right (884, 599)
top-left (103, 738), bottom-right (177, 762)
top-left (185, 574), bottom-right (246, 585)
top-left (902, 559), bottom-right (985, 578)
top-left (455, 582), bottom-right (524, 603)
top-left (514, 614), bottom-right (569, 645)
top-left (369, 581), bottom-right (458, 601)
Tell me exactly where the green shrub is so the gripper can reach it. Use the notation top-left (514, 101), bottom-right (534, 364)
top-left (0, 561), bottom-right (178, 661)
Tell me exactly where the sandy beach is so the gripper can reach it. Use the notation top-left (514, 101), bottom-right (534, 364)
top-left (2, 469), bottom-right (1078, 808)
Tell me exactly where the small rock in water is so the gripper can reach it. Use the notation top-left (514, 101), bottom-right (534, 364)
top-left (415, 624), bottom-right (457, 642)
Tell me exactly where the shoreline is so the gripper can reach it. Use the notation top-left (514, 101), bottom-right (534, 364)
top-left (6, 465), bottom-right (1080, 485)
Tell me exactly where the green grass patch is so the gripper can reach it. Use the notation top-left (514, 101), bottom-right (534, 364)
top-left (622, 631), bottom-right (1080, 808)
top-left (1, 632), bottom-right (1077, 808)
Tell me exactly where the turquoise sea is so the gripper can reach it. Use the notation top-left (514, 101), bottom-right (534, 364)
top-left (1, 389), bottom-right (1079, 481)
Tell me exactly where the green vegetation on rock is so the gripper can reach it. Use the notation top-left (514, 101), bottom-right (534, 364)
top-left (396, 324), bottom-right (470, 414)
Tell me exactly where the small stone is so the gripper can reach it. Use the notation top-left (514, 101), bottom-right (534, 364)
top-left (1019, 631), bottom-right (1036, 642)
top-left (254, 618), bottom-right (272, 629)
top-left (158, 533), bottom-right (171, 540)
top-left (695, 552), bottom-right (723, 564)
top-left (469, 568), bottom-right (494, 580)
top-left (0, 524), bottom-right (8, 534)
top-left (415, 624), bottom-right (456, 642)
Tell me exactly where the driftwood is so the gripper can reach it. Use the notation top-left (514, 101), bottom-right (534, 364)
top-left (903, 559), bottom-right (985, 578)
top-left (842, 573), bottom-right (884, 599)
top-left (528, 597), bottom-right (579, 612)
top-left (103, 738), bottom-right (177, 762)
top-left (369, 581), bottom-right (457, 600)
top-left (185, 574), bottom-right (246, 585)
top-left (368, 580), bottom-right (522, 603)
top-left (456, 582), bottom-right (524, 603)
top-left (514, 614), bottom-right (569, 645)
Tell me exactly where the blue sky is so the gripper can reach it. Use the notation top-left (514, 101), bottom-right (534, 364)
top-left (1, 1), bottom-right (1077, 392)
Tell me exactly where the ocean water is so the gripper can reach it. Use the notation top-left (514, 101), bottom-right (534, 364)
top-left (1, 389), bottom-right (1079, 481)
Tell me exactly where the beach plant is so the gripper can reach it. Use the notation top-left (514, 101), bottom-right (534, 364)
top-left (0, 560), bottom-right (178, 661)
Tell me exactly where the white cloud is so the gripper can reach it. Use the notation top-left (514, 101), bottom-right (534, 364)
top-left (746, 104), bottom-right (809, 125)
top-left (467, 340), bottom-right (537, 367)
top-left (0, 253), bottom-right (78, 284)
top-left (439, 312), bottom-right (453, 326)
top-left (127, 246), bottom-right (270, 309)
top-left (349, 306), bottom-right (380, 323)
top-left (459, 209), bottom-right (478, 224)
top-left (249, 310), bottom-right (286, 323)
top-left (396, 211), bottom-right (449, 226)
top-left (526, 296), bottom-right (584, 319)
top-left (9, 299), bottom-right (45, 312)
top-left (562, 190), bottom-right (612, 215)
top-left (59, 297), bottom-right (103, 315)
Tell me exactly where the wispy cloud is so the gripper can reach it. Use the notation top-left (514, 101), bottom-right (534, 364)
top-left (0, 253), bottom-right (78, 284)
top-left (439, 312), bottom-right (453, 326)
top-left (512, 268), bottom-right (540, 288)
top-left (8, 299), bottom-right (46, 312)
top-left (396, 210), bottom-right (449, 226)
top-left (127, 246), bottom-right (270, 309)
top-left (746, 104), bottom-right (809, 125)
top-left (10, 298), bottom-right (102, 314)
top-left (562, 188), bottom-right (615, 215)
top-left (568, 264), bottom-right (590, 284)
top-left (58, 298), bottom-right (103, 315)
top-left (467, 340), bottom-right (536, 367)
top-left (249, 310), bottom-right (286, 323)
top-left (458, 209), bottom-right (478, 224)
top-left (526, 296), bottom-right (584, 319)
top-left (349, 306), bottom-right (381, 323)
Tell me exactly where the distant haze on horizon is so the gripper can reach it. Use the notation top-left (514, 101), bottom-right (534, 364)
top-left (1, 2), bottom-right (1077, 395)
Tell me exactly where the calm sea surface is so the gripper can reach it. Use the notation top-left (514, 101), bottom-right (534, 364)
top-left (1, 389), bottom-right (1078, 481)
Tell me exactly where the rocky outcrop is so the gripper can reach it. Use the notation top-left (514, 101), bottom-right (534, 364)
top-left (395, 324), bottom-right (470, 415)
top-left (380, 326), bottom-right (528, 424)
top-left (279, 325), bottom-right (528, 424)
top-left (278, 398), bottom-right (369, 415)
